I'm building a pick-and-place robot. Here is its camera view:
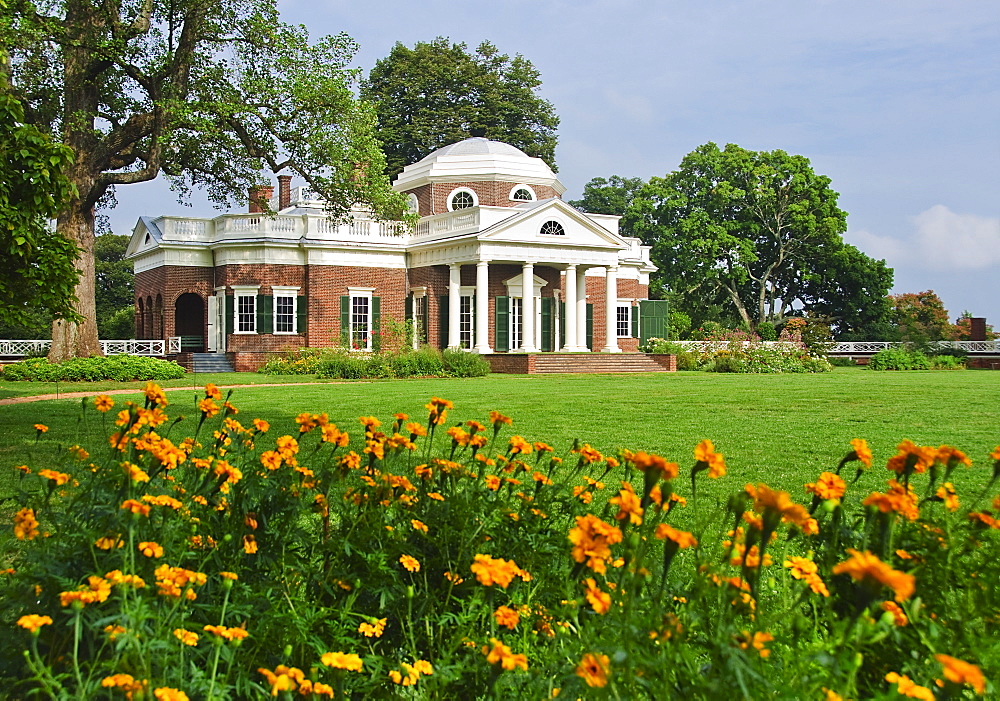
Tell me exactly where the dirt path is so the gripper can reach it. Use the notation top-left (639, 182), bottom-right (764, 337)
top-left (0, 382), bottom-right (362, 406)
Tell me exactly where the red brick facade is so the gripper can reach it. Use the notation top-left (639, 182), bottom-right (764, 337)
top-left (407, 181), bottom-right (561, 216)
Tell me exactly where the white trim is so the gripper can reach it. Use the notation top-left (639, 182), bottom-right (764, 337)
top-left (232, 285), bottom-right (260, 335)
top-left (348, 286), bottom-right (376, 295)
top-left (509, 184), bottom-right (537, 202)
top-left (348, 289), bottom-right (374, 352)
top-left (406, 193), bottom-right (419, 213)
top-left (447, 187), bottom-right (479, 211)
top-left (616, 302), bottom-right (633, 339)
top-left (410, 286), bottom-right (427, 298)
top-left (272, 286), bottom-right (300, 335)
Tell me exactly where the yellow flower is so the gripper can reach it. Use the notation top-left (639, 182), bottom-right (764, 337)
top-left (935, 654), bottom-right (986, 694)
top-left (104, 624), bottom-right (127, 640)
top-left (734, 630), bottom-right (773, 658)
top-left (881, 601), bottom-right (908, 626)
top-left (34, 423), bottom-right (49, 433)
top-left (583, 578), bottom-right (612, 614)
top-left (104, 570), bottom-right (146, 588)
top-left (411, 519), bottom-right (428, 533)
top-left (609, 482), bottom-right (644, 525)
top-left (804, 472), bottom-right (846, 500)
top-left (885, 672), bottom-right (934, 700)
top-left (850, 438), bottom-right (872, 467)
top-left (494, 605), bottom-right (521, 629)
top-left (320, 652), bottom-right (363, 671)
top-left (654, 523), bottom-right (698, 548)
top-left (198, 398), bottom-right (219, 417)
top-left (399, 554), bottom-right (420, 573)
top-left (203, 624), bottom-right (248, 642)
top-left (94, 395), bottom-right (115, 412)
top-left (38, 469), bottom-right (71, 486)
top-left (576, 652), bottom-right (610, 688)
top-left (568, 514), bottom-right (623, 574)
top-left (138, 541), bottom-right (164, 558)
top-left (243, 535), bottom-right (258, 554)
top-left (258, 666), bottom-right (304, 695)
top-left (935, 483), bottom-right (960, 512)
top-left (204, 383), bottom-right (222, 400)
top-left (470, 554), bottom-right (528, 588)
top-left (17, 614), bottom-right (53, 633)
top-left (173, 629), bottom-right (199, 646)
top-left (832, 549), bottom-right (915, 602)
top-left (14, 507), bottom-right (39, 540)
top-left (694, 439), bottom-right (727, 477)
top-left (358, 618), bottom-right (386, 638)
top-left (143, 382), bottom-right (168, 407)
top-left (483, 638), bottom-right (528, 671)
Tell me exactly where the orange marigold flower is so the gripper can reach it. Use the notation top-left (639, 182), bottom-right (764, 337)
top-left (568, 514), bottom-right (623, 574)
top-left (153, 687), bottom-right (189, 701)
top-left (576, 443), bottom-right (603, 464)
top-left (576, 652), bottom-right (610, 688)
top-left (470, 554), bottom-right (528, 588)
top-left (94, 395), bottom-right (115, 412)
top-left (142, 494), bottom-right (182, 510)
top-left (583, 578), bottom-right (612, 614)
top-left (485, 474), bottom-right (501, 491)
top-left (609, 482), bottom-right (644, 525)
top-left (101, 674), bottom-right (144, 694)
top-left (258, 665), bottom-right (304, 695)
top-left (203, 624), bottom-right (248, 642)
top-left (483, 638), bottom-right (528, 671)
top-left (17, 614), bottom-right (53, 633)
top-left (886, 439), bottom-right (936, 475)
top-left (935, 654), bottom-right (985, 694)
top-left (804, 472), bottom-right (846, 500)
top-left (198, 398), bottom-right (219, 417)
top-left (935, 483), bottom-right (960, 512)
top-left (936, 444), bottom-right (972, 469)
top-left (428, 491), bottom-right (445, 501)
top-left (411, 519), bottom-right (428, 533)
top-left (885, 672), bottom-right (934, 701)
top-left (252, 418), bottom-right (270, 432)
top-left (95, 536), bottom-right (123, 550)
top-left (203, 383), bottom-right (222, 400)
top-left (624, 449), bottom-right (679, 480)
top-left (138, 541), bottom-right (164, 558)
top-left (121, 499), bottom-right (151, 517)
top-left (881, 600), bottom-right (908, 626)
top-left (13, 507), bottom-right (39, 540)
top-left (104, 624), bottom-right (127, 640)
top-left (174, 629), bottom-right (199, 646)
top-left (243, 535), bottom-right (258, 554)
top-left (734, 630), bottom-right (773, 658)
top-left (494, 605), bottom-right (521, 629)
top-left (508, 435), bottom-right (533, 455)
top-left (399, 554), bottom-right (420, 573)
top-left (694, 439), bottom-right (727, 477)
top-left (489, 410), bottom-right (513, 427)
top-left (260, 450), bottom-right (282, 471)
top-left (832, 549), bottom-right (915, 602)
top-left (863, 479), bottom-right (920, 521)
top-left (320, 652), bottom-right (363, 671)
top-left (745, 483), bottom-right (811, 529)
top-left (105, 570), bottom-right (146, 588)
top-left (59, 576), bottom-right (111, 607)
top-left (654, 523), bottom-right (698, 548)
top-left (850, 438), bottom-right (872, 467)
top-left (358, 618), bottom-right (387, 638)
top-left (34, 423), bottom-right (48, 433)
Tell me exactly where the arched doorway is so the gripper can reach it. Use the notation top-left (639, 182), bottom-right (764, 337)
top-left (174, 293), bottom-right (205, 352)
top-left (136, 298), bottom-right (145, 339)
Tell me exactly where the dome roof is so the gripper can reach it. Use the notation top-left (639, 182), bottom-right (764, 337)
top-left (394, 137), bottom-right (564, 195)
top-left (419, 137), bottom-right (531, 161)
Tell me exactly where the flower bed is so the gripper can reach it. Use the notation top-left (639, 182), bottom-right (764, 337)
top-left (2, 386), bottom-right (996, 697)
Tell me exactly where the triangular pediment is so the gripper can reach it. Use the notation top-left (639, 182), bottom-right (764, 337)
top-left (125, 217), bottom-right (162, 258)
top-left (476, 199), bottom-right (627, 250)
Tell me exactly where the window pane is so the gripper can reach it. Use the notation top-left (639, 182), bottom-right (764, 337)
top-left (351, 296), bottom-right (370, 350)
top-left (459, 295), bottom-right (473, 349)
top-left (275, 296), bottom-right (294, 333)
top-left (617, 306), bottom-right (630, 338)
top-left (238, 295), bottom-right (256, 333)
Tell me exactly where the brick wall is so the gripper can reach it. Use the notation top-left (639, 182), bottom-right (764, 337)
top-left (134, 266), bottom-right (213, 340)
top-left (305, 265), bottom-right (408, 349)
top-left (405, 181), bottom-right (561, 216)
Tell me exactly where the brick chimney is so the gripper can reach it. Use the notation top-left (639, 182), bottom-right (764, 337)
top-left (278, 175), bottom-right (293, 211)
top-left (970, 317), bottom-right (987, 341)
top-left (248, 185), bottom-right (274, 214)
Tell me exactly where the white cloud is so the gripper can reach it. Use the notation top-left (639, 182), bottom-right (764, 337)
top-left (911, 205), bottom-right (1000, 270)
top-left (848, 205), bottom-right (1000, 271)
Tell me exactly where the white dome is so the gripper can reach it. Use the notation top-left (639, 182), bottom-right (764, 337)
top-left (393, 137), bottom-right (564, 195)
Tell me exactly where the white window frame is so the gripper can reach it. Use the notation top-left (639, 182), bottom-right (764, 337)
top-left (447, 187), bottom-right (479, 211)
top-left (410, 287), bottom-right (427, 350)
top-left (508, 184), bottom-right (537, 202)
top-left (459, 285), bottom-right (475, 350)
top-left (348, 287), bottom-right (375, 352)
top-left (232, 286), bottom-right (260, 334)
top-left (272, 286), bottom-right (300, 335)
top-left (539, 219), bottom-right (566, 236)
top-left (616, 300), bottom-right (633, 339)
top-left (406, 193), bottom-right (419, 213)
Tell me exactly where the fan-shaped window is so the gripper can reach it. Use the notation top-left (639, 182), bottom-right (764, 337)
top-left (406, 193), bottom-right (419, 213)
top-left (448, 188), bottom-right (477, 211)
top-left (539, 220), bottom-right (565, 236)
top-left (509, 184), bottom-right (536, 202)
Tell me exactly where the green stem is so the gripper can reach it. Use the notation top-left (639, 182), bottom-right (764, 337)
top-left (206, 586), bottom-right (233, 699)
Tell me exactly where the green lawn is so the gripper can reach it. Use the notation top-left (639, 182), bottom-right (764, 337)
top-left (1, 367), bottom-right (997, 500)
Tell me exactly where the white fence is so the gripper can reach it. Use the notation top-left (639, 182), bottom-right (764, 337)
top-left (828, 341), bottom-right (1000, 354)
top-left (0, 339), bottom-right (167, 357)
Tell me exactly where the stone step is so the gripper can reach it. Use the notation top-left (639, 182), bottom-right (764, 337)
top-left (190, 353), bottom-right (235, 374)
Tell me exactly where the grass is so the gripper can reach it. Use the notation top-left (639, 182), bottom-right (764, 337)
top-left (2, 367), bottom-right (997, 502)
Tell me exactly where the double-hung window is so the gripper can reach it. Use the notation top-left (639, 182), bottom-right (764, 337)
top-left (272, 286), bottom-right (300, 334)
top-left (347, 287), bottom-right (375, 351)
top-left (616, 304), bottom-right (632, 338)
top-left (233, 286), bottom-right (260, 334)
top-left (459, 293), bottom-right (474, 349)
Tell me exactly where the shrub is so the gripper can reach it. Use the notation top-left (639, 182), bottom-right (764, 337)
top-left (756, 321), bottom-right (777, 341)
top-left (867, 347), bottom-right (963, 371)
top-left (442, 349), bottom-right (491, 377)
top-left (2, 388), bottom-right (997, 698)
top-left (0, 355), bottom-right (186, 382)
top-left (638, 338), bottom-right (699, 370)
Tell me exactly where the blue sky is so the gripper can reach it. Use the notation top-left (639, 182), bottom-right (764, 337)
top-left (114, 0), bottom-right (1000, 328)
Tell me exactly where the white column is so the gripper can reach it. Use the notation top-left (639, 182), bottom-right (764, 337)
top-left (474, 261), bottom-right (492, 354)
top-left (448, 263), bottom-right (461, 349)
top-left (576, 267), bottom-right (589, 351)
top-left (601, 265), bottom-right (622, 353)
top-left (562, 265), bottom-right (578, 352)
top-left (519, 262), bottom-right (538, 352)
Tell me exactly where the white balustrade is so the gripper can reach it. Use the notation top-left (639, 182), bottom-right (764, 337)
top-left (0, 340), bottom-right (166, 357)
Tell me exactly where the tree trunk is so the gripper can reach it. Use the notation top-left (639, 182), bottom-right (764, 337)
top-left (49, 203), bottom-right (102, 361)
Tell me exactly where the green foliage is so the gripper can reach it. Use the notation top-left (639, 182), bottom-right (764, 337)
top-left (0, 90), bottom-right (80, 326)
top-left (99, 307), bottom-right (137, 340)
top-left (868, 347), bottom-right (966, 371)
top-left (441, 349), bottom-right (491, 377)
top-left (620, 143), bottom-right (893, 337)
top-left (568, 175), bottom-right (645, 219)
top-left (0, 355), bottom-right (186, 382)
top-left (2, 391), bottom-right (997, 698)
top-left (668, 310), bottom-right (692, 340)
top-left (362, 38), bottom-right (559, 178)
top-left (640, 332), bottom-right (832, 373)
top-left (889, 290), bottom-right (954, 343)
top-left (756, 321), bottom-right (777, 341)
top-left (94, 234), bottom-right (134, 327)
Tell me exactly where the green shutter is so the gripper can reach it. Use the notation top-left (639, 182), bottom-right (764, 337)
top-left (340, 296), bottom-right (350, 346)
top-left (540, 297), bottom-right (553, 352)
top-left (586, 303), bottom-right (594, 351)
top-left (419, 297), bottom-right (429, 343)
top-left (559, 301), bottom-right (566, 351)
top-left (631, 303), bottom-right (639, 338)
top-left (438, 296), bottom-right (449, 350)
top-left (639, 300), bottom-right (670, 343)
top-left (296, 296), bottom-right (307, 336)
top-left (405, 294), bottom-right (413, 321)
top-left (257, 295), bottom-right (272, 334)
top-left (371, 296), bottom-right (381, 352)
top-left (495, 296), bottom-right (509, 352)
top-left (225, 295), bottom-right (234, 335)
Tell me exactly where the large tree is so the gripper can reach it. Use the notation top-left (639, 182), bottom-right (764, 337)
top-left (2, 0), bottom-right (407, 360)
top-left (623, 142), bottom-right (893, 336)
top-left (0, 69), bottom-right (79, 328)
top-left (569, 175), bottom-right (645, 219)
top-left (362, 38), bottom-right (559, 179)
